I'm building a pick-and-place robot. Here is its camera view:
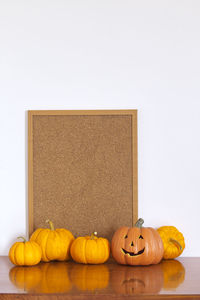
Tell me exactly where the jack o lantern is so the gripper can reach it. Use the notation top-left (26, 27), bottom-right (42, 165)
top-left (70, 264), bottom-right (110, 292)
top-left (161, 259), bottom-right (185, 290)
top-left (111, 263), bottom-right (164, 294)
top-left (111, 218), bottom-right (164, 265)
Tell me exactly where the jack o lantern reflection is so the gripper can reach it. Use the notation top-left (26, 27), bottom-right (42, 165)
top-left (70, 264), bottom-right (110, 292)
top-left (111, 263), bottom-right (164, 294)
top-left (161, 259), bottom-right (185, 290)
top-left (9, 261), bottom-right (72, 293)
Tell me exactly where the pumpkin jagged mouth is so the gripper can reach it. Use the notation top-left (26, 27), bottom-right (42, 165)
top-left (123, 278), bottom-right (145, 287)
top-left (121, 247), bottom-right (145, 256)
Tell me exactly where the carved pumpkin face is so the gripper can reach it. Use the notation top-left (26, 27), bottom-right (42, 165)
top-left (111, 263), bottom-right (164, 294)
top-left (111, 219), bottom-right (164, 265)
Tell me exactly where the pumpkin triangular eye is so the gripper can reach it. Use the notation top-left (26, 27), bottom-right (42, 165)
top-left (124, 234), bottom-right (128, 239)
top-left (139, 235), bottom-right (144, 239)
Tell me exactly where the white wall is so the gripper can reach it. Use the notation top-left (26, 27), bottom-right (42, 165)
top-left (0, 0), bottom-right (200, 256)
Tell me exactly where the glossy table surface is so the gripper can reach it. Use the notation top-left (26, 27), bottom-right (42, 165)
top-left (0, 256), bottom-right (200, 299)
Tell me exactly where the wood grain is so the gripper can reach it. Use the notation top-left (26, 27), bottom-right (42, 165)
top-left (1, 295), bottom-right (199, 300)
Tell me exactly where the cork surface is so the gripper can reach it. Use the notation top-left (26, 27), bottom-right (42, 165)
top-left (31, 114), bottom-right (135, 240)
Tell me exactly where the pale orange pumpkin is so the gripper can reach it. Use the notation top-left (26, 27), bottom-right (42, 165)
top-left (111, 219), bottom-right (164, 265)
top-left (30, 220), bottom-right (74, 262)
top-left (111, 263), bottom-right (164, 294)
top-left (70, 232), bottom-right (110, 264)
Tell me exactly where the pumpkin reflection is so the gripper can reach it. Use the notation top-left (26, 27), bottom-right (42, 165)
top-left (161, 259), bottom-right (185, 290)
top-left (111, 263), bottom-right (164, 294)
top-left (9, 262), bottom-right (72, 293)
top-left (70, 264), bottom-right (110, 291)
top-left (9, 265), bottom-right (42, 291)
top-left (37, 262), bottom-right (72, 293)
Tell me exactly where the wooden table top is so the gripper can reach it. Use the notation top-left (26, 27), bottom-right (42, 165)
top-left (0, 256), bottom-right (200, 299)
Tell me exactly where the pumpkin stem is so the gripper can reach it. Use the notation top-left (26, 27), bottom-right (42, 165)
top-left (17, 236), bottom-right (27, 243)
top-left (169, 238), bottom-right (183, 251)
top-left (90, 232), bottom-right (98, 240)
top-left (135, 218), bottom-right (144, 228)
top-left (46, 219), bottom-right (55, 231)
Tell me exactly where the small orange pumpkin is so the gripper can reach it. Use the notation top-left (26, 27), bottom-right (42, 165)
top-left (30, 220), bottom-right (74, 262)
top-left (70, 232), bottom-right (110, 264)
top-left (9, 237), bottom-right (42, 266)
top-left (157, 226), bottom-right (185, 259)
top-left (111, 218), bottom-right (164, 265)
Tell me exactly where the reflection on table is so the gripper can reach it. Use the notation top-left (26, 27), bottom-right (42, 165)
top-left (8, 258), bottom-right (185, 295)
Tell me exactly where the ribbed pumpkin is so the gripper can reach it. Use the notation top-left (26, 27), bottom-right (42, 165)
top-left (70, 264), bottom-right (110, 291)
top-left (70, 232), bottom-right (110, 264)
top-left (30, 220), bottom-right (74, 262)
top-left (111, 219), bottom-right (164, 265)
top-left (161, 259), bottom-right (185, 290)
top-left (9, 237), bottom-right (42, 266)
top-left (111, 263), bottom-right (164, 294)
top-left (9, 265), bottom-right (42, 291)
top-left (157, 226), bottom-right (185, 259)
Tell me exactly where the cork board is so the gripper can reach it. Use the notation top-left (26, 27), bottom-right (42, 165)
top-left (28, 110), bottom-right (138, 241)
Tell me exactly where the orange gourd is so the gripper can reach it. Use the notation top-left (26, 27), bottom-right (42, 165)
top-left (157, 226), bottom-right (185, 259)
top-left (70, 232), bottom-right (110, 264)
top-left (30, 220), bottom-right (74, 262)
top-left (111, 218), bottom-right (164, 265)
top-left (9, 237), bottom-right (42, 266)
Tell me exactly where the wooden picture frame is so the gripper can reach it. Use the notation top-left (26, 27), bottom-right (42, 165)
top-left (28, 110), bottom-right (138, 240)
